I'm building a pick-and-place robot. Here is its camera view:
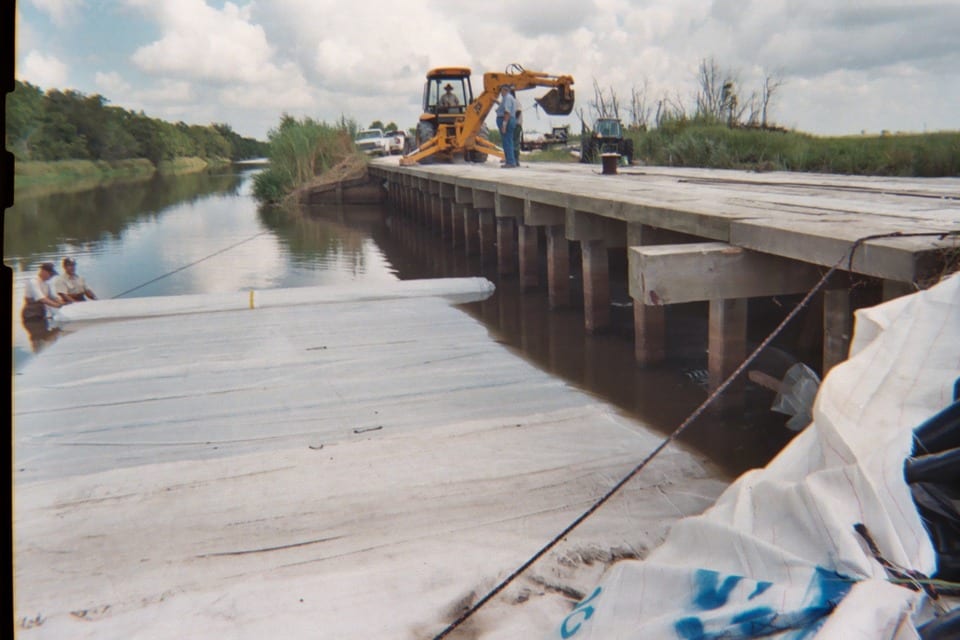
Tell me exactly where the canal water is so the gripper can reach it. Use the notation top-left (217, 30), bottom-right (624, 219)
top-left (6, 165), bottom-right (797, 475)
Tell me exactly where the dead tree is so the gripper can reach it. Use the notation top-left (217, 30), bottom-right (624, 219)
top-left (656, 91), bottom-right (688, 126)
top-left (628, 79), bottom-right (653, 130)
top-left (695, 57), bottom-right (747, 125)
top-left (695, 57), bottom-right (727, 120)
top-left (590, 78), bottom-right (621, 120)
top-left (760, 71), bottom-right (785, 128)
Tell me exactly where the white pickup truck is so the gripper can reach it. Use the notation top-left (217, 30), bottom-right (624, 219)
top-left (354, 129), bottom-right (391, 156)
top-left (386, 130), bottom-right (407, 155)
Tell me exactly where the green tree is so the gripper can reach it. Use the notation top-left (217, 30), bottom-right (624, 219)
top-left (6, 80), bottom-right (46, 159)
top-left (5, 79), bottom-right (270, 164)
top-left (33, 109), bottom-right (89, 160)
top-left (186, 124), bottom-right (230, 159)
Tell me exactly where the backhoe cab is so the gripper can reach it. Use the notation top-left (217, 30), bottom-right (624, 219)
top-left (411, 68), bottom-right (488, 163)
top-left (401, 65), bottom-right (575, 166)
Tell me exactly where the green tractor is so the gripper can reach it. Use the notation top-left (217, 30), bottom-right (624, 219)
top-left (579, 117), bottom-right (634, 165)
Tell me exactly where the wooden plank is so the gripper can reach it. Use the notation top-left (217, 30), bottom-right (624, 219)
top-left (495, 193), bottom-right (524, 219)
top-left (633, 303), bottom-right (665, 367)
top-left (823, 288), bottom-right (853, 374)
top-left (479, 209), bottom-right (496, 263)
top-left (454, 184), bottom-right (474, 204)
top-left (629, 242), bottom-right (822, 305)
top-left (524, 200), bottom-right (565, 227)
top-left (519, 225), bottom-right (539, 290)
top-left (463, 204), bottom-right (479, 256)
top-left (708, 298), bottom-right (747, 407)
top-left (582, 239), bottom-right (610, 333)
top-left (546, 225), bottom-right (570, 309)
top-left (473, 188), bottom-right (495, 208)
top-left (565, 209), bottom-right (627, 246)
top-left (497, 217), bottom-right (517, 275)
top-left (730, 218), bottom-right (954, 283)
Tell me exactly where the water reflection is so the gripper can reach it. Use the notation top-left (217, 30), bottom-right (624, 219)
top-left (6, 167), bottom-right (796, 475)
top-left (6, 167), bottom-right (397, 371)
top-left (375, 214), bottom-right (796, 476)
top-left (21, 318), bottom-right (62, 355)
top-left (5, 170), bottom-right (246, 258)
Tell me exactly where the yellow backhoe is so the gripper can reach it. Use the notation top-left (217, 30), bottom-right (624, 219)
top-left (400, 64), bottom-right (575, 166)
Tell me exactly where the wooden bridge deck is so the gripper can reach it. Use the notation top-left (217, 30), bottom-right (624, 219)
top-left (371, 159), bottom-right (960, 283)
top-left (370, 157), bottom-right (959, 387)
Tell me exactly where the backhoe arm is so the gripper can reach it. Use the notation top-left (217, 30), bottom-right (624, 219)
top-left (457, 70), bottom-right (575, 148)
top-left (400, 67), bottom-right (574, 166)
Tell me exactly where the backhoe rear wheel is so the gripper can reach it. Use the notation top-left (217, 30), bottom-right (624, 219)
top-left (416, 120), bottom-right (436, 148)
top-left (468, 124), bottom-right (491, 163)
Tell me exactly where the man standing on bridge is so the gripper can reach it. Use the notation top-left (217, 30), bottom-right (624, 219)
top-left (496, 84), bottom-right (518, 168)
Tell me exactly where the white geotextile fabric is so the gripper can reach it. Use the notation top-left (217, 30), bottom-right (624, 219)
top-left (50, 277), bottom-right (495, 325)
top-left (14, 282), bottom-right (729, 638)
top-left (552, 274), bottom-right (959, 640)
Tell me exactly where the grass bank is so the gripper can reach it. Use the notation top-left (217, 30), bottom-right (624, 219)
top-left (522, 146), bottom-right (579, 163)
top-left (13, 157), bottom-right (232, 198)
top-left (629, 125), bottom-right (960, 177)
top-left (526, 126), bottom-right (960, 177)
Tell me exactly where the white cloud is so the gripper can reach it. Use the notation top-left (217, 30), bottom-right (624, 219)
top-left (128, 0), bottom-right (280, 84)
top-left (255, 0), bottom-right (470, 93)
top-left (14, 0), bottom-right (960, 140)
top-left (138, 79), bottom-right (194, 103)
top-left (28, 0), bottom-right (84, 26)
top-left (95, 70), bottom-right (131, 95)
top-left (19, 50), bottom-right (69, 88)
top-left (218, 67), bottom-right (315, 111)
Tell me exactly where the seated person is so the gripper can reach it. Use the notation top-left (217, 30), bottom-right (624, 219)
top-left (55, 257), bottom-right (97, 302)
top-left (439, 83), bottom-right (460, 108)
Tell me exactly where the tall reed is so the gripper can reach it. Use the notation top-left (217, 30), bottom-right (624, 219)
top-left (253, 115), bottom-right (360, 203)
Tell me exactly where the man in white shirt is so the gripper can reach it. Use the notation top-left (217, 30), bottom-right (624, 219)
top-left (22, 262), bottom-right (63, 320)
top-left (54, 257), bottom-right (97, 302)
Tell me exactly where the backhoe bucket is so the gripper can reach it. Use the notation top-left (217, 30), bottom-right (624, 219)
top-left (535, 88), bottom-right (575, 115)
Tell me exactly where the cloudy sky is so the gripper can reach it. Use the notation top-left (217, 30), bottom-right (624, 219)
top-left (13, 0), bottom-right (960, 141)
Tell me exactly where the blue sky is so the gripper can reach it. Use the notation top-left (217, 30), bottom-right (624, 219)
top-left (13, 0), bottom-right (960, 141)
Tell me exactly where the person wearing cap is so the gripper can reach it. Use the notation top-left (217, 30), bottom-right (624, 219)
top-left (495, 84), bottom-right (518, 168)
top-left (22, 262), bottom-right (64, 321)
top-left (439, 83), bottom-right (460, 108)
top-left (54, 257), bottom-right (97, 302)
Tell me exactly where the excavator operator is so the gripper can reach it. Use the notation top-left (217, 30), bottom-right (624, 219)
top-left (439, 83), bottom-right (460, 108)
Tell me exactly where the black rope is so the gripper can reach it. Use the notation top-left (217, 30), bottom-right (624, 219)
top-left (431, 229), bottom-right (959, 640)
top-left (111, 231), bottom-right (270, 299)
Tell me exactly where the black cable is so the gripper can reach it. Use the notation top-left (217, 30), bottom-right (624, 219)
top-left (111, 231), bottom-right (270, 299)
top-left (431, 229), bottom-right (959, 639)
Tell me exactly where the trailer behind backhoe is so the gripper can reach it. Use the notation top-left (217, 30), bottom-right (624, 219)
top-left (401, 64), bottom-right (574, 166)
